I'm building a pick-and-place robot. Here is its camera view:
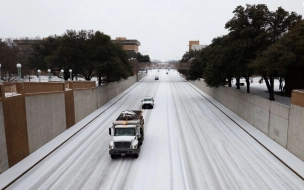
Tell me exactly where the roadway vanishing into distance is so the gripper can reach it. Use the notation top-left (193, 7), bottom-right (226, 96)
top-left (6, 70), bottom-right (304, 189)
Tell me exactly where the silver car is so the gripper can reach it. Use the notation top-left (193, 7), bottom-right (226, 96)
top-left (141, 96), bottom-right (154, 109)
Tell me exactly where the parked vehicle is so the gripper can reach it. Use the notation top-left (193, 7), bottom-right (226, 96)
top-left (109, 110), bottom-right (144, 158)
top-left (155, 76), bottom-right (159, 80)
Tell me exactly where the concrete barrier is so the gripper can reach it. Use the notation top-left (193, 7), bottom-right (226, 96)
top-left (138, 73), bottom-right (147, 81)
top-left (74, 88), bottom-right (98, 123)
top-left (69, 81), bottom-right (96, 89)
top-left (74, 75), bottom-right (145, 123)
top-left (287, 90), bottom-right (304, 161)
top-left (253, 96), bottom-right (270, 135)
top-left (191, 80), bottom-right (289, 144)
top-left (190, 80), bottom-right (304, 162)
top-left (25, 93), bottom-right (67, 153)
top-left (0, 74), bottom-right (147, 173)
top-left (269, 102), bottom-right (289, 148)
top-left (21, 82), bottom-right (65, 94)
top-left (0, 100), bottom-right (9, 173)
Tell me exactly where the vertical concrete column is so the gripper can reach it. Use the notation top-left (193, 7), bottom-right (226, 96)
top-left (287, 90), bottom-right (304, 162)
top-left (2, 95), bottom-right (29, 167)
top-left (0, 100), bottom-right (9, 173)
top-left (16, 82), bottom-right (25, 95)
top-left (0, 85), bottom-right (4, 99)
top-left (65, 90), bottom-right (75, 129)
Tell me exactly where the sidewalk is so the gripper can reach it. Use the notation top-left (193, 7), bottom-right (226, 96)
top-left (232, 78), bottom-right (291, 106)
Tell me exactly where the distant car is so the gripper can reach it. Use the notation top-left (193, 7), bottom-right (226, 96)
top-left (155, 76), bottom-right (159, 80)
top-left (141, 96), bottom-right (154, 109)
top-left (166, 72), bottom-right (168, 74)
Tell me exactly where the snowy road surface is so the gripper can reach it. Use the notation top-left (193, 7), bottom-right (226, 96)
top-left (7, 70), bottom-right (304, 189)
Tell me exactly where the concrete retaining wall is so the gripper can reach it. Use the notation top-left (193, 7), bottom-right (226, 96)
top-left (287, 90), bottom-right (304, 161)
top-left (97, 76), bottom-right (137, 108)
top-left (0, 100), bottom-right (9, 173)
top-left (138, 73), bottom-right (147, 81)
top-left (0, 74), bottom-right (147, 173)
top-left (269, 102), bottom-right (290, 148)
top-left (74, 88), bottom-right (98, 123)
top-left (25, 93), bottom-right (67, 153)
top-left (74, 75), bottom-right (143, 123)
top-left (190, 80), bottom-right (292, 153)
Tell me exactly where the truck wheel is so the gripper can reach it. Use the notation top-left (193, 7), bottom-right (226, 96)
top-left (141, 132), bottom-right (144, 142)
top-left (134, 153), bottom-right (139, 158)
top-left (111, 155), bottom-right (116, 159)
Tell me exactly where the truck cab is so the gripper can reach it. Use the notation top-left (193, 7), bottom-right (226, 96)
top-left (109, 110), bottom-right (144, 159)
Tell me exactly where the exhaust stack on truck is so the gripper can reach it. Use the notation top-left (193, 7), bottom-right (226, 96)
top-left (109, 110), bottom-right (144, 158)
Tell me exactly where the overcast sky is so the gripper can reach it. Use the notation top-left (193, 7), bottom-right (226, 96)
top-left (1, 0), bottom-right (303, 62)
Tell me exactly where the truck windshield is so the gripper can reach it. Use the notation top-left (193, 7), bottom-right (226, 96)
top-left (115, 128), bottom-right (136, 136)
top-left (144, 99), bottom-right (151, 101)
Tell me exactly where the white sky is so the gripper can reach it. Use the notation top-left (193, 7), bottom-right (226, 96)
top-left (0, 0), bottom-right (304, 61)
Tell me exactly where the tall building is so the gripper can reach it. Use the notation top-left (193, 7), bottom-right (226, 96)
top-left (189, 40), bottom-right (199, 52)
top-left (191, 44), bottom-right (208, 51)
top-left (189, 40), bottom-right (208, 52)
top-left (13, 39), bottom-right (41, 63)
top-left (112, 37), bottom-right (141, 58)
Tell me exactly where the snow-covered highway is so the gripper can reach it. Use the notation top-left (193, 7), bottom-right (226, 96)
top-left (5, 70), bottom-right (304, 189)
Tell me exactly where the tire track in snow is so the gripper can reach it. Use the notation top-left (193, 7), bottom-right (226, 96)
top-left (175, 80), bottom-right (303, 189)
top-left (172, 81), bottom-right (223, 189)
top-left (166, 80), bottom-right (174, 190)
top-left (177, 82), bottom-right (253, 189)
top-left (169, 81), bottom-right (196, 190)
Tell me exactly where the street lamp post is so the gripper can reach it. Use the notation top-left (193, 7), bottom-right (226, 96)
top-left (16, 63), bottom-right (22, 82)
top-left (69, 69), bottom-right (72, 81)
top-left (37, 69), bottom-right (41, 82)
top-left (60, 69), bottom-right (64, 83)
top-left (48, 69), bottom-right (51, 82)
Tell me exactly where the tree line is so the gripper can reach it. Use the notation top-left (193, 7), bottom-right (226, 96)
top-left (1, 30), bottom-right (151, 85)
top-left (180, 4), bottom-right (303, 100)
top-left (28, 30), bottom-right (132, 85)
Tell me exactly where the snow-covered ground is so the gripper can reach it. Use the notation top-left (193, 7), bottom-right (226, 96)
top-left (1, 70), bottom-right (303, 189)
top-left (232, 78), bottom-right (291, 106)
top-left (20, 75), bottom-right (100, 86)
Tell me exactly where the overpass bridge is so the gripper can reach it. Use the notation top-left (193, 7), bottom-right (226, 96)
top-left (138, 62), bottom-right (190, 70)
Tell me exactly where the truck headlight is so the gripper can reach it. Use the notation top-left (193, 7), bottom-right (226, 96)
top-left (109, 145), bottom-right (114, 149)
top-left (132, 145), bottom-right (138, 149)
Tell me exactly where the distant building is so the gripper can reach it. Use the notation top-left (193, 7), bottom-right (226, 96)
top-left (189, 40), bottom-right (199, 52)
top-left (189, 40), bottom-right (207, 51)
top-left (191, 44), bottom-right (207, 51)
top-left (13, 37), bottom-right (142, 62)
top-left (13, 39), bottom-right (41, 63)
top-left (112, 37), bottom-right (141, 58)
